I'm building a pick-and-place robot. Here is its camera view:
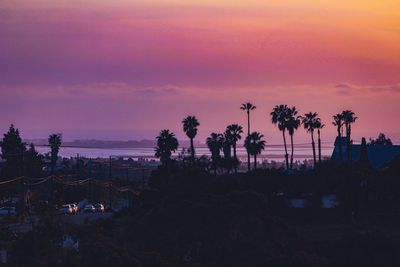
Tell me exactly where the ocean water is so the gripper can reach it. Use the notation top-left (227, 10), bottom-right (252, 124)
top-left (36, 145), bottom-right (334, 161)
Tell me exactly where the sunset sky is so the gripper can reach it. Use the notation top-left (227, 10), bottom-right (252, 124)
top-left (0, 0), bottom-right (399, 144)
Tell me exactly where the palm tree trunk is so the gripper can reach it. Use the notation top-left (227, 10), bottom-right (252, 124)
top-left (290, 134), bottom-right (294, 169)
top-left (233, 143), bottom-right (238, 174)
top-left (347, 124), bottom-right (352, 161)
top-left (254, 154), bottom-right (257, 170)
top-left (282, 131), bottom-right (289, 169)
top-left (51, 152), bottom-right (55, 174)
top-left (346, 124), bottom-right (350, 161)
top-left (337, 128), bottom-right (343, 161)
top-left (190, 138), bottom-right (195, 164)
top-left (213, 156), bottom-right (217, 175)
top-left (317, 129), bottom-right (322, 164)
top-left (247, 111), bottom-right (251, 172)
top-left (311, 131), bottom-right (316, 167)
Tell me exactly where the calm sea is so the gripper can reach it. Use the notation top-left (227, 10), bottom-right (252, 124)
top-left (36, 145), bottom-right (334, 161)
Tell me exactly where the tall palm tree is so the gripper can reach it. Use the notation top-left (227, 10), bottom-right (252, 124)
top-left (222, 132), bottom-right (233, 174)
top-left (315, 120), bottom-right (325, 164)
top-left (333, 113), bottom-right (344, 161)
top-left (240, 102), bottom-right (256, 172)
top-left (48, 133), bottom-right (62, 174)
top-left (301, 112), bottom-right (319, 167)
top-left (225, 124), bottom-right (243, 173)
top-left (341, 110), bottom-right (357, 161)
top-left (271, 104), bottom-right (290, 169)
top-left (244, 132), bottom-right (266, 170)
top-left (182, 116), bottom-right (200, 163)
top-left (155, 129), bottom-right (179, 168)
top-left (286, 107), bottom-right (301, 169)
top-left (206, 132), bottom-right (224, 175)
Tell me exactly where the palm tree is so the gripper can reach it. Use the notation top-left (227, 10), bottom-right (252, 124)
top-left (341, 110), bottom-right (357, 161)
top-left (182, 116), bottom-right (200, 163)
top-left (244, 132), bottom-right (266, 170)
top-left (315, 120), bottom-right (325, 164)
top-left (301, 112), bottom-right (319, 167)
top-left (222, 132), bottom-right (233, 174)
top-left (333, 113), bottom-right (344, 161)
top-left (48, 133), bottom-right (62, 174)
top-left (155, 129), bottom-right (179, 169)
top-left (240, 102), bottom-right (256, 172)
top-left (286, 107), bottom-right (301, 169)
top-left (225, 124), bottom-right (243, 173)
top-left (271, 105), bottom-right (290, 169)
top-left (206, 133), bottom-right (224, 175)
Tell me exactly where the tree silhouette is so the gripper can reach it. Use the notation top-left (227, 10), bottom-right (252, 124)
top-left (286, 107), bottom-right (301, 169)
top-left (48, 133), bottom-right (62, 174)
top-left (360, 137), bottom-right (369, 164)
top-left (25, 144), bottom-right (43, 177)
top-left (369, 133), bottom-right (393, 145)
top-left (244, 132), bottom-right (266, 170)
top-left (1, 124), bottom-right (26, 177)
top-left (206, 132), bottom-right (224, 175)
top-left (301, 112), bottom-right (320, 167)
top-left (315, 120), bottom-right (325, 164)
top-left (240, 102), bottom-right (256, 172)
top-left (342, 110), bottom-right (357, 161)
top-left (182, 116), bottom-right (200, 163)
top-left (271, 105), bottom-right (290, 169)
top-left (222, 131), bottom-right (234, 174)
top-left (225, 124), bottom-right (243, 173)
top-left (333, 113), bottom-right (344, 161)
top-left (155, 129), bottom-right (179, 170)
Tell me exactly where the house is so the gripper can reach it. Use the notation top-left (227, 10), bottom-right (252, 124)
top-left (331, 137), bottom-right (400, 168)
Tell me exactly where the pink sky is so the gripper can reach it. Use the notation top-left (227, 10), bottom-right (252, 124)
top-left (0, 0), bottom-right (399, 144)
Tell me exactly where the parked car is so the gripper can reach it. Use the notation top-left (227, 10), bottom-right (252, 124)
top-left (83, 204), bottom-right (95, 213)
top-left (0, 207), bottom-right (16, 217)
top-left (68, 203), bottom-right (79, 214)
top-left (59, 204), bottom-right (73, 215)
top-left (94, 204), bottom-right (105, 213)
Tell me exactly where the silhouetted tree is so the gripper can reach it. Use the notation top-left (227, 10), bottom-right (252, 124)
top-left (333, 113), bottom-right (344, 161)
top-left (369, 133), bottom-right (392, 145)
top-left (48, 133), bottom-right (62, 174)
top-left (315, 120), bottom-right (325, 164)
top-left (206, 133), bottom-right (224, 175)
top-left (225, 124), bottom-right (243, 173)
top-left (244, 132), bottom-right (266, 170)
top-left (342, 110), bottom-right (357, 161)
top-left (25, 143), bottom-right (43, 177)
top-left (360, 137), bottom-right (369, 164)
top-left (182, 116), bottom-right (199, 163)
top-left (155, 129), bottom-right (179, 169)
top-left (302, 112), bottom-right (319, 167)
top-left (286, 107), bottom-right (301, 169)
top-left (271, 105), bottom-right (290, 169)
top-left (222, 133), bottom-right (234, 174)
top-left (1, 124), bottom-right (26, 177)
top-left (240, 102), bottom-right (256, 172)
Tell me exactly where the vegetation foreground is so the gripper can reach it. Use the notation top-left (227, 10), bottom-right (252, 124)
top-left (2, 157), bottom-right (400, 267)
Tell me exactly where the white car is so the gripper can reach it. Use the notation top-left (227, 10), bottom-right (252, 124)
top-left (83, 205), bottom-right (95, 213)
top-left (59, 204), bottom-right (73, 215)
top-left (94, 204), bottom-right (105, 213)
top-left (0, 207), bottom-right (16, 216)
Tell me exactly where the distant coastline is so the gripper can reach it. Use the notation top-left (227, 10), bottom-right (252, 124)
top-left (25, 139), bottom-right (202, 149)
